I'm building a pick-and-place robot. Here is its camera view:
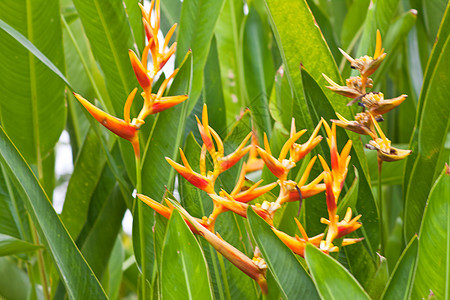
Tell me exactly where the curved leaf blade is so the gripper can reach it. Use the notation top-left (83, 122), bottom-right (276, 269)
top-left (404, 31), bottom-right (450, 239)
top-left (161, 210), bottom-right (213, 299)
top-left (305, 243), bottom-right (370, 300)
top-left (247, 207), bottom-right (319, 299)
top-left (382, 235), bottom-right (418, 300)
top-left (0, 127), bottom-right (107, 299)
top-left (411, 166), bottom-right (450, 299)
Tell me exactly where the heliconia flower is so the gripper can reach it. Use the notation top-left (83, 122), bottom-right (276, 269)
top-left (139, 0), bottom-right (177, 75)
top-left (272, 218), bottom-right (323, 257)
top-left (331, 112), bottom-right (377, 139)
top-left (365, 114), bottom-right (412, 162)
top-left (319, 120), bottom-right (352, 200)
top-left (256, 130), bottom-right (304, 180)
top-left (136, 69), bottom-right (188, 121)
top-left (73, 89), bottom-right (140, 157)
top-left (342, 237), bottom-right (364, 246)
top-left (166, 148), bottom-right (215, 194)
top-left (195, 104), bottom-right (216, 156)
top-left (245, 131), bottom-right (265, 173)
top-left (339, 29), bottom-right (386, 78)
top-left (290, 119), bottom-right (323, 162)
top-left (230, 163), bottom-right (277, 203)
top-left (137, 194), bottom-right (209, 234)
top-left (360, 92), bottom-right (408, 115)
top-left (322, 74), bottom-right (371, 99)
top-left (170, 200), bottom-right (268, 294)
top-left (321, 207), bottom-right (362, 239)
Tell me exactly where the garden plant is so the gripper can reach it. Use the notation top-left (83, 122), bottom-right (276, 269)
top-left (0, 0), bottom-right (449, 299)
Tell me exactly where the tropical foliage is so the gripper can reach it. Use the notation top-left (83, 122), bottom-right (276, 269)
top-left (0, 0), bottom-right (449, 299)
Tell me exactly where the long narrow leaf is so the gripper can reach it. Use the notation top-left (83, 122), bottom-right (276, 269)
top-left (0, 127), bottom-right (107, 299)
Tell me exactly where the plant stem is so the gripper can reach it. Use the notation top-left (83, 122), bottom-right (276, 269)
top-left (135, 151), bottom-right (147, 299)
top-left (378, 159), bottom-right (385, 255)
top-left (31, 225), bottom-right (50, 300)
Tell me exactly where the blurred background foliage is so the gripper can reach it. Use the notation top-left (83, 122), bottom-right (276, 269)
top-left (0, 0), bottom-right (449, 299)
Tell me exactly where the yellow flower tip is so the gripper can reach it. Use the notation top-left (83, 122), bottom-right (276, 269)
top-left (124, 88), bottom-right (138, 124)
top-left (73, 92), bottom-right (139, 142)
top-left (137, 193), bottom-right (172, 219)
top-left (374, 29), bottom-right (383, 59)
top-left (342, 237), bottom-right (364, 247)
top-left (339, 48), bottom-right (355, 64)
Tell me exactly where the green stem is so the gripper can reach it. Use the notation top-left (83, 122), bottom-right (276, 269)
top-left (378, 159), bottom-right (385, 255)
top-left (135, 152), bottom-right (147, 298)
top-left (31, 224), bottom-right (50, 300)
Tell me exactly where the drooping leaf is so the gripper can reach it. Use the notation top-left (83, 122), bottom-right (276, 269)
top-left (0, 0), bottom-right (66, 165)
top-left (0, 234), bottom-right (42, 257)
top-left (411, 166), bottom-right (450, 299)
top-left (248, 207), bottom-right (319, 299)
top-left (161, 210), bottom-right (213, 299)
top-left (305, 243), bottom-right (370, 300)
top-left (0, 127), bottom-right (107, 299)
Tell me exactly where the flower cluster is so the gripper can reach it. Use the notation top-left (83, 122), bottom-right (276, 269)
top-left (137, 105), bottom-right (364, 292)
top-left (73, 0), bottom-right (187, 157)
top-left (323, 30), bottom-right (411, 166)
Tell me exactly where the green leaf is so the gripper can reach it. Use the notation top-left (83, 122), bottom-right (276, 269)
top-left (203, 36), bottom-right (227, 134)
top-left (247, 207), bottom-right (319, 299)
top-left (103, 237), bottom-right (125, 300)
top-left (243, 6), bottom-right (274, 138)
top-left (161, 210), bottom-right (213, 299)
top-left (72, 0), bottom-right (136, 115)
top-left (411, 166), bottom-right (450, 299)
top-left (340, 0), bottom-right (370, 49)
top-left (305, 243), bottom-right (370, 300)
top-left (423, 0), bottom-right (448, 42)
top-left (0, 257), bottom-right (32, 300)
top-left (176, 0), bottom-right (225, 112)
top-left (382, 235), bottom-right (418, 300)
top-left (60, 129), bottom-right (106, 239)
top-left (366, 254), bottom-right (389, 300)
top-left (404, 26), bottom-right (450, 239)
top-left (0, 127), bottom-right (107, 299)
top-left (0, 234), bottom-right (42, 257)
top-left (0, 1), bottom-right (66, 165)
top-left (373, 10), bottom-right (417, 86)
